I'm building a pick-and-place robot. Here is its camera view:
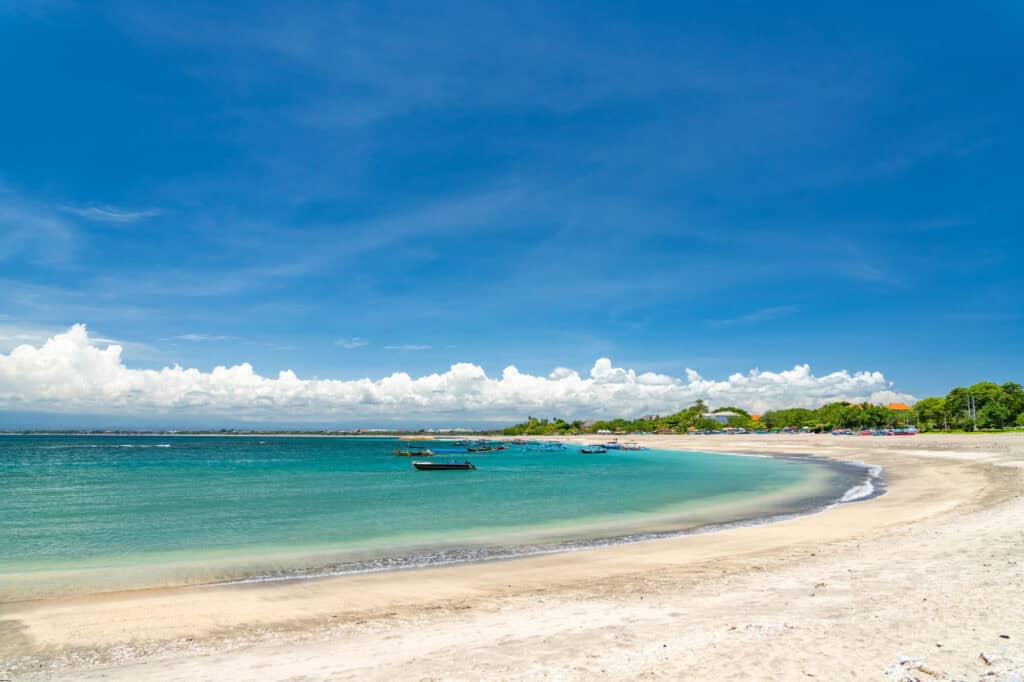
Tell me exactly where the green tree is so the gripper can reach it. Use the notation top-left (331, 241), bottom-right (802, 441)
top-left (714, 405), bottom-right (750, 418)
top-left (913, 397), bottom-right (947, 431)
top-left (944, 387), bottom-right (974, 430)
top-left (1001, 382), bottom-right (1024, 422)
top-left (979, 402), bottom-right (1011, 429)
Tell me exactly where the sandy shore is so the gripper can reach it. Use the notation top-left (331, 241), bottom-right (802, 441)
top-left (2, 433), bottom-right (1023, 680)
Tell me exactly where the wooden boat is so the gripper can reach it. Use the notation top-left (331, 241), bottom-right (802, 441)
top-left (619, 442), bottom-right (646, 451)
top-left (394, 446), bottom-right (434, 457)
top-left (413, 460), bottom-right (476, 470)
top-left (581, 446), bottom-right (607, 454)
top-left (467, 445), bottom-right (495, 452)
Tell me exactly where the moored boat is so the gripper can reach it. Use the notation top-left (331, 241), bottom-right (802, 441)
top-left (394, 446), bottom-right (434, 456)
top-left (413, 460), bottom-right (476, 470)
top-left (581, 445), bottom-right (607, 454)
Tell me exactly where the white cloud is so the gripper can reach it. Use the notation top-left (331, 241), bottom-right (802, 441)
top-left (0, 325), bottom-right (916, 421)
top-left (62, 205), bottom-right (161, 223)
top-left (384, 344), bottom-right (432, 351)
top-left (335, 337), bottom-right (369, 349)
top-left (0, 323), bottom-right (138, 353)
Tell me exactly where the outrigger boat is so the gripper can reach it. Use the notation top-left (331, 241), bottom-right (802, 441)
top-left (581, 445), bottom-right (607, 454)
top-left (413, 460), bottom-right (476, 470)
top-left (393, 445), bottom-right (434, 457)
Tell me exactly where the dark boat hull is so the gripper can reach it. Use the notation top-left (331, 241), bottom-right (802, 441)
top-left (413, 461), bottom-right (476, 470)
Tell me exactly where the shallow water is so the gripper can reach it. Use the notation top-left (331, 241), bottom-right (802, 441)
top-left (0, 435), bottom-right (872, 600)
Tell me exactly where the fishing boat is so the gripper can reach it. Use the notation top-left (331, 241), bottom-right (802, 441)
top-left (393, 445), bottom-right (434, 457)
top-left (581, 445), bottom-right (607, 454)
top-left (467, 445), bottom-right (496, 452)
top-left (619, 442), bottom-right (646, 451)
top-left (603, 441), bottom-right (622, 450)
top-left (413, 460), bottom-right (476, 470)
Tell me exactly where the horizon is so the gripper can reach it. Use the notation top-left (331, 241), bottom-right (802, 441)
top-left (1, 3), bottom-right (1021, 424)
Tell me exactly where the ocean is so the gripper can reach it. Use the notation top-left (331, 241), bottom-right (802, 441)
top-left (0, 435), bottom-right (877, 600)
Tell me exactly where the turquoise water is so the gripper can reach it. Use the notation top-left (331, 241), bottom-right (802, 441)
top-left (0, 435), bottom-right (871, 599)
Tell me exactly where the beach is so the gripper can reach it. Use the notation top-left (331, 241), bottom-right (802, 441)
top-left (2, 433), bottom-right (1023, 680)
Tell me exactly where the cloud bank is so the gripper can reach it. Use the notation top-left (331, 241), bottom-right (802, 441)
top-left (0, 325), bottom-right (914, 422)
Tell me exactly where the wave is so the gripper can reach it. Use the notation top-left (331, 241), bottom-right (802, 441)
top-left (838, 463), bottom-right (884, 503)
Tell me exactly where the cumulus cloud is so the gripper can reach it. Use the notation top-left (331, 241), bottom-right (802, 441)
top-left (0, 325), bottom-right (915, 421)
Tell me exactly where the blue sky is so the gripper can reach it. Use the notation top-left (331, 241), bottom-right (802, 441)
top-left (0, 2), bottom-right (1021, 424)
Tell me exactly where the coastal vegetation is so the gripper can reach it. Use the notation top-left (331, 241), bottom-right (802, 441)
top-left (501, 382), bottom-right (1024, 435)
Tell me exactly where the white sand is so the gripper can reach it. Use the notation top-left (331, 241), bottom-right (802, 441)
top-left (2, 433), bottom-right (1023, 680)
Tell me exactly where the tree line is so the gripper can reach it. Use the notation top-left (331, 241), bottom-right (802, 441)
top-left (500, 381), bottom-right (1023, 435)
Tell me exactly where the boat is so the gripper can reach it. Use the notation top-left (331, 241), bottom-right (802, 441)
top-left (413, 460), bottom-right (476, 470)
top-left (619, 442), bottom-right (646, 451)
top-left (394, 446), bottom-right (434, 456)
top-left (510, 439), bottom-right (528, 445)
top-left (467, 445), bottom-right (496, 452)
top-left (603, 441), bottom-right (621, 450)
top-left (581, 446), bottom-right (607, 454)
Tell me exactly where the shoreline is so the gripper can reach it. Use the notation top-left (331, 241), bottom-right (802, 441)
top-left (200, 454), bottom-right (880, 591)
top-left (2, 433), bottom-right (1023, 680)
